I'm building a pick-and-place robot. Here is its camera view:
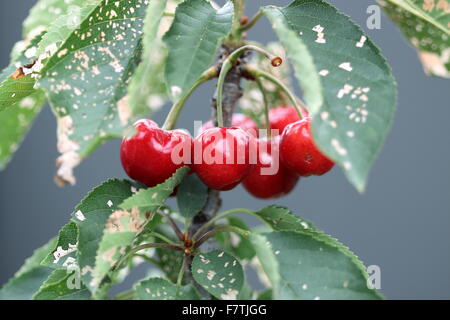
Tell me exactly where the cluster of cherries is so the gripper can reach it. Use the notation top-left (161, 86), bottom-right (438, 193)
top-left (120, 106), bottom-right (334, 199)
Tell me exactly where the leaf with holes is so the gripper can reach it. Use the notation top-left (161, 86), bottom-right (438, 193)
top-left (263, 0), bottom-right (397, 192)
top-left (41, 222), bottom-right (78, 269)
top-left (120, 166), bottom-right (190, 212)
top-left (36, 1), bottom-right (101, 57)
top-left (127, 0), bottom-right (169, 117)
top-left (23, 0), bottom-right (91, 38)
top-left (92, 167), bottom-right (188, 293)
top-left (192, 250), bottom-right (244, 300)
top-left (176, 173), bottom-right (208, 219)
top-left (0, 32), bottom-right (45, 113)
top-left (163, 0), bottom-right (234, 100)
top-left (71, 179), bottom-right (134, 293)
top-left (0, 238), bottom-right (56, 300)
top-left (37, 0), bottom-right (149, 183)
top-left (33, 269), bottom-right (91, 300)
top-left (134, 278), bottom-right (200, 300)
top-left (381, 0), bottom-right (450, 78)
top-left (250, 231), bottom-right (382, 300)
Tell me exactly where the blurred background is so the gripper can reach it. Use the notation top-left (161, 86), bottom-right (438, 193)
top-left (1, 0), bottom-right (449, 299)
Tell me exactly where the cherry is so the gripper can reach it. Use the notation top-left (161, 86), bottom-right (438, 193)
top-left (269, 106), bottom-right (308, 135)
top-left (120, 119), bottom-right (192, 187)
top-left (198, 113), bottom-right (258, 137)
top-left (243, 137), bottom-right (299, 199)
top-left (280, 117), bottom-right (334, 176)
top-left (193, 127), bottom-right (254, 191)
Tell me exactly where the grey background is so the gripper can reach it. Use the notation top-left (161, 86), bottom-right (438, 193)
top-left (1, 0), bottom-right (449, 299)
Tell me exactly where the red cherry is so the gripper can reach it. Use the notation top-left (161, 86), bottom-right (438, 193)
top-left (269, 106), bottom-right (308, 135)
top-left (198, 113), bottom-right (258, 137)
top-left (120, 119), bottom-right (192, 187)
top-left (193, 127), bottom-right (254, 191)
top-left (243, 137), bottom-right (299, 199)
top-left (280, 117), bottom-right (334, 176)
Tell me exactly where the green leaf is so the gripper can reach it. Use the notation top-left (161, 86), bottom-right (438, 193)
top-left (92, 167), bottom-right (188, 293)
top-left (381, 0), bottom-right (450, 78)
top-left (33, 269), bottom-right (91, 300)
top-left (0, 238), bottom-right (56, 300)
top-left (263, 1), bottom-right (397, 192)
top-left (71, 179), bottom-right (134, 293)
top-left (192, 250), bottom-right (244, 300)
top-left (23, 0), bottom-right (93, 38)
top-left (41, 222), bottom-right (78, 269)
top-left (127, 0), bottom-right (169, 117)
top-left (163, 0), bottom-right (234, 100)
top-left (0, 90), bottom-right (46, 170)
top-left (215, 216), bottom-right (256, 261)
top-left (37, 0), bottom-right (149, 176)
top-left (253, 205), bottom-right (317, 233)
top-left (120, 166), bottom-right (190, 212)
top-left (134, 278), bottom-right (200, 300)
top-left (35, 1), bottom-right (102, 56)
top-left (156, 248), bottom-right (184, 284)
top-left (250, 231), bottom-right (382, 300)
top-left (176, 173), bottom-right (208, 219)
top-left (0, 32), bottom-right (45, 113)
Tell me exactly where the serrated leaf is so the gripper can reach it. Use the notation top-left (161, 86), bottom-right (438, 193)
top-left (0, 90), bottom-right (46, 170)
top-left (71, 179), bottom-right (134, 293)
top-left (381, 0), bottom-right (450, 78)
top-left (134, 278), bottom-right (200, 300)
top-left (37, 0), bottom-right (149, 165)
top-left (163, 0), bottom-right (234, 100)
top-left (41, 222), bottom-right (78, 269)
top-left (23, 0), bottom-right (92, 38)
top-left (36, 1), bottom-right (101, 56)
top-left (0, 32), bottom-right (45, 113)
top-left (0, 238), bottom-right (56, 300)
top-left (263, 1), bottom-right (397, 192)
top-left (254, 205), bottom-right (317, 233)
top-left (127, 0), bottom-right (169, 116)
top-left (33, 269), bottom-right (91, 300)
top-left (215, 216), bottom-right (256, 261)
top-left (177, 173), bottom-right (208, 219)
top-left (120, 166), bottom-right (190, 212)
top-left (192, 250), bottom-right (244, 300)
top-left (250, 231), bottom-right (382, 300)
top-left (92, 168), bottom-right (188, 293)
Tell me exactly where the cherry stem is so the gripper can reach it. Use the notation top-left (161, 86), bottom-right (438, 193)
top-left (244, 65), bottom-right (305, 120)
top-left (161, 210), bottom-right (185, 242)
top-left (176, 254), bottom-right (188, 288)
top-left (114, 242), bottom-right (184, 271)
top-left (194, 225), bottom-right (250, 249)
top-left (192, 208), bottom-right (255, 241)
top-left (147, 231), bottom-right (177, 245)
top-left (254, 77), bottom-right (271, 139)
top-left (216, 45), bottom-right (282, 127)
top-left (163, 66), bottom-right (218, 130)
top-left (239, 10), bottom-right (264, 32)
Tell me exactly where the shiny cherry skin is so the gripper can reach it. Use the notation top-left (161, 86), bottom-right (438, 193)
top-left (243, 136), bottom-right (299, 199)
top-left (269, 106), bottom-right (308, 135)
top-left (193, 127), bottom-right (254, 191)
top-left (280, 117), bottom-right (334, 176)
top-left (120, 119), bottom-right (192, 187)
top-left (198, 113), bottom-right (258, 137)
